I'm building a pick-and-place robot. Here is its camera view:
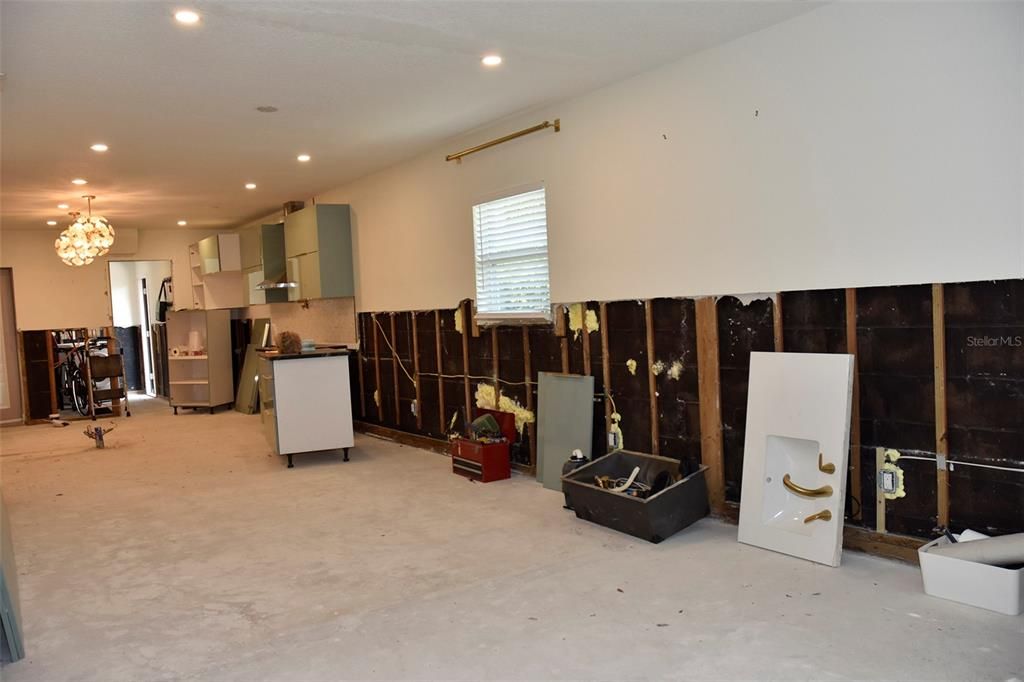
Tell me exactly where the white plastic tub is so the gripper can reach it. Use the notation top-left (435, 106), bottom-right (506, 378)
top-left (919, 536), bottom-right (1023, 616)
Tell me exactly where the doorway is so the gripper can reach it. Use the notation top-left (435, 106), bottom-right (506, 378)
top-left (108, 260), bottom-right (172, 398)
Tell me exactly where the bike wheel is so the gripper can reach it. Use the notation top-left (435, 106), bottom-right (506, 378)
top-left (70, 372), bottom-right (90, 416)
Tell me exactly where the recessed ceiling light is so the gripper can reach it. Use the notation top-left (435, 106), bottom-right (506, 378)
top-left (90, 143), bottom-right (108, 152)
top-left (297, 154), bottom-right (311, 162)
top-left (177, 220), bottom-right (188, 226)
top-left (71, 178), bottom-right (87, 185)
top-left (245, 183), bottom-right (257, 190)
top-left (46, 220), bottom-right (58, 226)
top-left (482, 54), bottom-right (503, 67)
top-left (174, 9), bottom-right (200, 24)
top-left (57, 203), bottom-right (69, 209)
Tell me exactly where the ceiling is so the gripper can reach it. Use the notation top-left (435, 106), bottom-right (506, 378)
top-left (1, 1), bottom-right (817, 232)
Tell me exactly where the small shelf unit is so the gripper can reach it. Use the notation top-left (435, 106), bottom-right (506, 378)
top-left (166, 309), bottom-right (233, 413)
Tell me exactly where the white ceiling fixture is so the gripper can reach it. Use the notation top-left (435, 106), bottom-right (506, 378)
top-left (245, 182), bottom-right (257, 190)
top-left (177, 220), bottom-right (188, 226)
top-left (1, 1), bottom-right (820, 231)
top-left (90, 143), bottom-right (109, 152)
top-left (71, 178), bottom-right (87, 185)
top-left (174, 9), bottom-right (200, 25)
top-left (481, 54), bottom-right (502, 67)
top-left (46, 220), bottom-right (57, 225)
top-left (54, 194), bottom-right (115, 267)
top-left (296, 154), bottom-right (311, 163)
top-left (57, 203), bottom-right (69, 209)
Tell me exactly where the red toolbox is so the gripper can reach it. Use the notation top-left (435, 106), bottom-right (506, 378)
top-left (450, 408), bottom-right (515, 482)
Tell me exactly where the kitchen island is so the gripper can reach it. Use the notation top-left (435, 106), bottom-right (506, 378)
top-left (258, 348), bottom-right (354, 468)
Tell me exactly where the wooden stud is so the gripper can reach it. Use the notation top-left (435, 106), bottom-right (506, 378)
top-left (581, 304), bottom-right (592, 376)
top-left (875, 446), bottom-right (887, 534)
top-left (434, 310), bottom-right (445, 434)
top-left (372, 313), bottom-right (382, 421)
top-left (523, 326), bottom-right (536, 467)
top-left (461, 302), bottom-right (472, 427)
top-left (932, 283), bottom-right (950, 527)
top-left (45, 330), bottom-right (58, 415)
top-left (470, 300), bottom-right (481, 338)
top-left (695, 297), bottom-right (725, 514)
top-left (845, 288), bottom-right (863, 521)
top-left (553, 305), bottom-right (566, 337)
top-left (411, 312), bottom-right (422, 431)
top-left (390, 313), bottom-right (401, 425)
top-left (599, 302), bottom-right (612, 448)
top-left (773, 293), bottom-right (784, 352)
top-left (357, 315), bottom-right (367, 419)
top-left (491, 326), bottom-right (500, 404)
top-left (644, 300), bottom-right (659, 455)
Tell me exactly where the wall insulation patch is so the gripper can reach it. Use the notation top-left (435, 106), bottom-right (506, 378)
top-left (474, 383), bottom-right (534, 434)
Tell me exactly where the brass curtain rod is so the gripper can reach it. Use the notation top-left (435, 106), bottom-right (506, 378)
top-left (446, 118), bottom-right (560, 163)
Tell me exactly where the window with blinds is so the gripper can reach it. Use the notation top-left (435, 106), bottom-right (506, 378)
top-left (472, 187), bottom-right (551, 320)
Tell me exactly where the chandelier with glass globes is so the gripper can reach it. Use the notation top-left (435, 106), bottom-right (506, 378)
top-left (53, 195), bottom-right (115, 266)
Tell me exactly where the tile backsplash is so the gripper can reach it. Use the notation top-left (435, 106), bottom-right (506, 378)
top-left (243, 297), bottom-right (358, 348)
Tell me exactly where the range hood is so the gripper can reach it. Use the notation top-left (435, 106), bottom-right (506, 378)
top-left (256, 271), bottom-right (297, 290)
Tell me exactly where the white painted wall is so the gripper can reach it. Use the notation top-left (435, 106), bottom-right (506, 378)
top-left (109, 260), bottom-right (172, 329)
top-left (251, 1), bottom-right (1022, 312)
top-left (0, 228), bottom-right (214, 330)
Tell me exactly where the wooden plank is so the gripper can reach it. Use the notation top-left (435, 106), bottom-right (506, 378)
top-left (355, 420), bottom-right (449, 456)
top-left (45, 330), bottom-right (58, 415)
top-left (644, 300), bottom-right (659, 455)
top-left (357, 315), bottom-right (367, 419)
top-left (390, 313), bottom-right (400, 425)
top-left (695, 297), bottom-right (725, 514)
top-left (599, 302), bottom-right (612, 448)
top-left (875, 446), bottom-right (887, 534)
top-left (773, 293), bottom-right (784, 352)
top-left (845, 288), bottom-right (863, 521)
top-left (581, 304), bottom-right (592, 376)
top-left (434, 310), bottom-right (445, 434)
top-left (470, 302), bottom-right (480, 338)
top-left (17, 332), bottom-right (29, 424)
top-left (932, 283), bottom-right (950, 527)
top-left (491, 326), bottom-right (500, 403)
top-left (372, 313), bottom-right (382, 421)
top-left (461, 301), bottom-right (472, 427)
top-left (553, 305), bottom-right (566, 337)
top-left (523, 326), bottom-right (536, 468)
top-left (412, 312), bottom-right (422, 431)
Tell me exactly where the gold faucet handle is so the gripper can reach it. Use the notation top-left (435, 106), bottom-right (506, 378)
top-left (818, 453), bottom-right (836, 474)
top-left (783, 474), bottom-right (833, 498)
top-left (803, 509), bottom-right (832, 524)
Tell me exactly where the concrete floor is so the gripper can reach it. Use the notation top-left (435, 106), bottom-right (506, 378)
top-left (1, 397), bottom-right (1021, 681)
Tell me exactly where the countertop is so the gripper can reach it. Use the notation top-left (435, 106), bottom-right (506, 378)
top-left (257, 346), bottom-right (350, 361)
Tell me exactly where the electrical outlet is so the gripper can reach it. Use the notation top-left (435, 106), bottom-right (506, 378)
top-left (410, 400), bottom-right (417, 416)
top-left (607, 432), bottom-right (616, 447)
top-left (880, 469), bottom-right (897, 494)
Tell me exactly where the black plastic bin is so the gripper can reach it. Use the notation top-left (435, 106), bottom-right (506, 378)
top-left (562, 450), bottom-right (709, 543)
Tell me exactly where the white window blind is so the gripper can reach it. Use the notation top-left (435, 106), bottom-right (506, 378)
top-left (472, 187), bottom-right (551, 319)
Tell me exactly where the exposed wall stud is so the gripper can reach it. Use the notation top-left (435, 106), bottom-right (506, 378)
top-left (599, 302), bottom-right (612, 446)
top-left (434, 310), bottom-right (445, 434)
top-left (644, 299), bottom-right (660, 454)
top-left (773, 293), bottom-right (784, 352)
top-left (581, 303), bottom-right (592, 376)
top-left (371, 314), bottom-right (383, 421)
top-left (875, 446), bottom-right (887, 534)
top-left (523, 326), bottom-right (536, 467)
top-left (411, 312), bottom-right (422, 431)
top-left (356, 315), bottom-right (367, 418)
top-left (491, 326), bottom-right (500, 403)
top-left (390, 313), bottom-right (400, 424)
top-left (695, 297), bottom-right (725, 513)
top-left (461, 301), bottom-right (472, 427)
top-left (932, 283), bottom-right (950, 527)
top-left (845, 288), bottom-right (863, 521)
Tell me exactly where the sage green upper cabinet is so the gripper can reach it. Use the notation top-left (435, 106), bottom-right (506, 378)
top-left (198, 233), bottom-right (241, 275)
top-left (283, 204), bottom-right (354, 300)
top-left (239, 226), bottom-right (262, 270)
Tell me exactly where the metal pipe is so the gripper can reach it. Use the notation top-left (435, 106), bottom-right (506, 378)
top-left (446, 119), bottom-right (560, 162)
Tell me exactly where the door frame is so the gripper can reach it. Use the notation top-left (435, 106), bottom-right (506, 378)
top-left (107, 260), bottom-right (173, 397)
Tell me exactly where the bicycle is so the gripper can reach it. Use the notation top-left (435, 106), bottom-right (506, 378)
top-left (55, 342), bottom-right (90, 416)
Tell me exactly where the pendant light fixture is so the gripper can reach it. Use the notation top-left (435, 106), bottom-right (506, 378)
top-left (53, 195), bottom-right (115, 266)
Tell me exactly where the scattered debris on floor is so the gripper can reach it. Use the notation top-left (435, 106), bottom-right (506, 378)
top-left (83, 423), bottom-right (116, 449)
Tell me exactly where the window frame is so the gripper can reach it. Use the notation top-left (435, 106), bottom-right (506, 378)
top-left (471, 182), bottom-right (552, 326)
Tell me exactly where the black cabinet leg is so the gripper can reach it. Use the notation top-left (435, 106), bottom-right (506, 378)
top-left (343, 448), bottom-right (350, 462)
top-left (287, 454), bottom-right (294, 468)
